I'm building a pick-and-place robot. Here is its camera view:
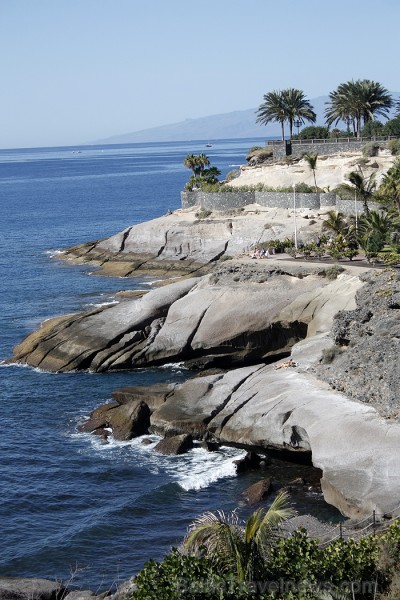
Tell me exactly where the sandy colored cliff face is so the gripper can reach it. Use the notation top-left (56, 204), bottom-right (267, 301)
top-left (228, 149), bottom-right (395, 190)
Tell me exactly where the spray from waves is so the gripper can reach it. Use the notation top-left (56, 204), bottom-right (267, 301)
top-left (74, 432), bottom-right (246, 491)
top-left (45, 249), bottom-right (66, 257)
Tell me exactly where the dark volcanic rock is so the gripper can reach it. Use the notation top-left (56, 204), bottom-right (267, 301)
top-left (242, 478), bottom-right (273, 504)
top-left (154, 434), bottom-right (193, 455)
top-left (79, 400), bottom-right (150, 441)
top-left (234, 452), bottom-right (262, 473)
top-left (314, 269), bottom-right (400, 419)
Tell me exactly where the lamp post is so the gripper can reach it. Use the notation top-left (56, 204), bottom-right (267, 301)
top-left (293, 183), bottom-right (298, 250)
top-left (354, 189), bottom-right (358, 234)
top-left (294, 119), bottom-right (301, 137)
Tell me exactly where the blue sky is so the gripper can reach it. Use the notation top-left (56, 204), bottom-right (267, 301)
top-left (1, 0), bottom-right (399, 148)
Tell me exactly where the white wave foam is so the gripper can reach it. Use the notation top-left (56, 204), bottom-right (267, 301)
top-left (86, 301), bottom-right (119, 308)
top-left (46, 249), bottom-right (66, 257)
top-left (159, 361), bottom-right (188, 370)
top-left (177, 448), bottom-right (244, 491)
top-left (75, 431), bottom-right (245, 491)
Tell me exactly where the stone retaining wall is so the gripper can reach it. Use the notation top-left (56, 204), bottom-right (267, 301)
top-left (181, 191), bottom-right (337, 211)
top-left (271, 140), bottom-right (369, 160)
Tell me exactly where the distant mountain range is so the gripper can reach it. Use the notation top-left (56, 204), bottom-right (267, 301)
top-left (97, 94), bottom-right (400, 145)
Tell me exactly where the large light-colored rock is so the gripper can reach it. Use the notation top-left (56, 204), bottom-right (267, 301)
top-left (63, 207), bottom-right (326, 276)
top-left (150, 360), bottom-right (400, 518)
top-left (12, 265), bottom-right (361, 372)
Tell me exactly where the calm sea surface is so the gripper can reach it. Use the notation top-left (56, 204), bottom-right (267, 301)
top-left (0, 139), bottom-right (339, 590)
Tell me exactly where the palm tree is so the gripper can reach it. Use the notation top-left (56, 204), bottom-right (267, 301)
top-left (346, 170), bottom-right (376, 216)
top-left (256, 89), bottom-right (316, 142)
top-left (184, 491), bottom-right (294, 583)
top-left (325, 79), bottom-right (393, 138)
top-left (357, 210), bottom-right (391, 262)
top-left (378, 158), bottom-right (400, 215)
top-left (195, 153), bottom-right (210, 176)
top-left (282, 88), bottom-right (316, 141)
top-left (322, 210), bottom-right (347, 236)
top-left (304, 152), bottom-right (318, 191)
top-left (183, 154), bottom-right (198, 177)
top-left (256, 90), bottom-right (287, 141)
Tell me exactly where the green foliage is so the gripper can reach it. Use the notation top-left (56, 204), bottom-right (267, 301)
top-left (325, 79), bottom-right (393, 138)
top-left (320, 345), bottom-right (343, 363)
top-left (132, 549), bottom-right (250, 600)
top-left (296, 125), bottom-right (329, 140)
top-left (387, 139), bottom-right (400, 156)
top-left (362, 142), bottom-right (380, 157)
top-left (132, 520), bottom-right (400, 600)
top-left (382, 115), bottom-right (400, 136)
top-left (265, 238), bottom-right (295, 252)
top-left (377, 158), bottom-right (400, 214)
top-left (183, 154), bottom-right (221, 191)
top-left (256, 88), bottom-right (316, 141)
top-left (324, 265), bottom-right (345, 279)
top-left (361, 120), bottom-right (384, 137)
top-left (195, 208), bottom-right (212, 220)
top-left (223, 182), bottom-right (316, 193)
top-left (184, 491), bottom-right (295, 583)
top-left (225, 169), bottom-right (241, 182)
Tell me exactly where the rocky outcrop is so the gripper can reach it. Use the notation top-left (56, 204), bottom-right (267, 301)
top-left (314, 269), bottom-right (400, 418)
top-left (242, 479), bottom-right (273, 504)
top-left (0, 578), bottom-right (65, 600)
top-left (10, 264), bottom-right (362, 372)
top-left (60, 206), bottom-right (326, 277)
top-left (154, 433), bottom-right (193, 455)
top-left (140, 353), bottom-right (400, 518)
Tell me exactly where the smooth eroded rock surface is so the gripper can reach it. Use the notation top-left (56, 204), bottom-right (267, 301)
top-left (11, 264), bottom-right (363, 373)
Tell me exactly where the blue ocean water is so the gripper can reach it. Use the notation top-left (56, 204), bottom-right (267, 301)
top-left (0, 139), bottom-right (339, 590)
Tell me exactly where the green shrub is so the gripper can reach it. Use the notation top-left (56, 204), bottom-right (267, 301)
top-left (132, 549), bottom-right (250, 599)
top-left (195, 208), bottom-right (212, 220)
top-left (320, 345), bottom-right (343, 364)
top-left (362, 120), bottom-right (384, 137)
top-left (388, 139), bottom-right (400, 156)
top-left (382, 116), bottom-right (400, 136)
top-left (295, 125), bottom-right (330, 140)
top-left (324, 265), bottom-right (345, 279)
top-left (362, 142), bottom-right (380, 157)
top-left (225, 169), bottom-right (241, 182)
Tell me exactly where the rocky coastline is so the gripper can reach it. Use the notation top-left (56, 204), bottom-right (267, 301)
top-left (6, 202), bottom-right (400, 596)
top-left (9, 206), bottom-right (400, 521)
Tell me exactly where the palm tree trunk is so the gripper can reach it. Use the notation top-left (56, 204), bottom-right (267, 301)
top-left (281, 121), bottom-right (285, 141)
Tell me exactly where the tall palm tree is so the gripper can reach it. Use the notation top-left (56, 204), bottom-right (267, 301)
top-left (378, 158), bottom-right (400, 215)
top-left (184, 491), bottom-right (294, 583)
top-left (347, 170), bottom-right (376, 216)
top-left (183, 154), bottom-right (198, 176)
top-left (304, 152), bottom-right (318, 191)
top-left (196, 153), bottom-right (210, 176)
top-left (282, 88), bottom-right (316, 141)
top-left (256, 89), bottom-right (316, 142)
top-left (256, 90), bottom-right (287, 141)
top-left (325, 79), bottom-right (393, 138)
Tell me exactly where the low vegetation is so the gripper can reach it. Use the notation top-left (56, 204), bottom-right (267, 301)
top-left (132, 502), bottom-right (400, 599)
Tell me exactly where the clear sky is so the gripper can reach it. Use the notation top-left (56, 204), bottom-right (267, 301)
top-left (1, 0), bottom-right (399, 149)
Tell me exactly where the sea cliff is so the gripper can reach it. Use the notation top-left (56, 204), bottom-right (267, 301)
top-left (10, 204), bottom-right (400, 520)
